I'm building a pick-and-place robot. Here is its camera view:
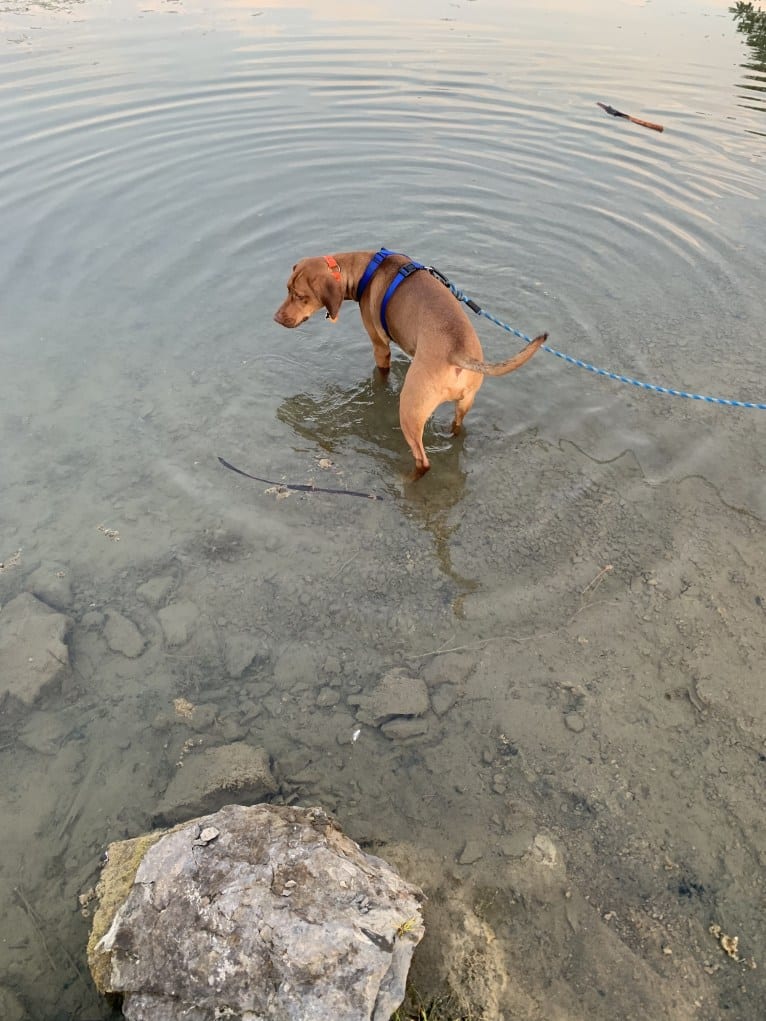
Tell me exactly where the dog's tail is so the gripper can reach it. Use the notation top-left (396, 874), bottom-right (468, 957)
top-left (451, 333), bottom-right (547, 377)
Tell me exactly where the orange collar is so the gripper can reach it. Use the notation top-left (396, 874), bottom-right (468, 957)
top-left (323, 254), bottom-right (341, 281)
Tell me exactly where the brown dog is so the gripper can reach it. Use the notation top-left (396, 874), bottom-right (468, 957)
top-left (274, 250), bottom-right (546, 478)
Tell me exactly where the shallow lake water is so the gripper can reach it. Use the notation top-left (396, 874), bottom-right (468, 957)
top-left (1, 0), bottom-right (765, 1017)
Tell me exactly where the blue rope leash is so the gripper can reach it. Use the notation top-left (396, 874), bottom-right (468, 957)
top-left (444, 278), bottom-right (766, 411)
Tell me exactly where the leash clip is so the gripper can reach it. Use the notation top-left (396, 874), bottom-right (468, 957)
top-left (428, 265), bottom-right (482, 314)
top-left (427, 265), bottom-right (450, 287)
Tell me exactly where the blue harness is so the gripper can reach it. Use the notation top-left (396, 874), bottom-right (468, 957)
top-left (356, 247), bottom-right (426, 340)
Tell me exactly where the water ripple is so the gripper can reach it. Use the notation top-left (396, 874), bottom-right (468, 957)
top-left (0, 4), bottom-right (764, 414)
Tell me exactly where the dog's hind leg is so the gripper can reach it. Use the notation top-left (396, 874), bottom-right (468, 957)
top-left (399, 369), bottom-right (439, 479)
top-left (450, 387), bottom-right (478, 435)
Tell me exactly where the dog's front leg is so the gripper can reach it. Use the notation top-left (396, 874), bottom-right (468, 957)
top-left (371, 336), bottom-right (392, 373)
top-left (361, 317), bottom-right (392, 373)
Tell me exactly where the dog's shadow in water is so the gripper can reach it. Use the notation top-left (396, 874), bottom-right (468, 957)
top-left (277, 362), bottom-right (479, 606)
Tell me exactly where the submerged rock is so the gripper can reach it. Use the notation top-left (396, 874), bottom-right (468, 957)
top-left (156, 742), bottom-right (278, 823)
top-left (0, 592), bottom-right (71, 705)
top-left (221, 630), bottom-right (264, 678)
top-left (157, 600), bottom-right (199, 647)
top-left (351, 667), bottom-right (430, 727)
top-left (380, 717), bottom-right (430, 741)
top-left (136, 574), bottom-right (175, 609)
top-left (27, 562), bottom-right (73, 610)
top-left (19, 709), bottom-right (73, 755)
top-left (104, 611), bottom-right (145, 659)
top-left (88, 803), bottom-right (424, 1021)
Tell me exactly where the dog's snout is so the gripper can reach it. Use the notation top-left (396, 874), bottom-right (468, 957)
top-left (274, 306), bottom-right (294, 327)
top-left (275, 315), bottom-right (297, 328)
top-left (274, 302), bottom-right (308, 328)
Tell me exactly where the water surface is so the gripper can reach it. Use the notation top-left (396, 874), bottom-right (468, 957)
top-left (1, 1), bottom-right (765, 1018)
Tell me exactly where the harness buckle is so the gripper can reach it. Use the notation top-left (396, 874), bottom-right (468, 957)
top-left (397, 262), bottom-right (421, 279)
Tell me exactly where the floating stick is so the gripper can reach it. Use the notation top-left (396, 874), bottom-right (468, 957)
top-left (597, 101), bottom-right (664, 133)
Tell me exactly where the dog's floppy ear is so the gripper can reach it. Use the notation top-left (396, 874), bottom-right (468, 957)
top-left (320, 275), bottom-right (344, 323)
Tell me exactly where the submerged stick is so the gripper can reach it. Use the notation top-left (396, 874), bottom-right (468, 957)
top-left (217, 456), bottom-right (383, 501)
top-left (580, 563), bottom-right (613, 596)
top-left (597, 101), bottom-right (664, 133)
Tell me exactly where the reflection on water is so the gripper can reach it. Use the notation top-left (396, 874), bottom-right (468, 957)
top-left (278, 368), bottom-right (406, 465)
top-left (731, 1), bottom-right (766, 130)
top-left (279, 364), bottom-right (479, 598)
top-left (1, 0), bottom-right (765, 1018)
top-left (732, 0), bottom-right (766, 51)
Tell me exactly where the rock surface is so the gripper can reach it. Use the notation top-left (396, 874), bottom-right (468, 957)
top-left (157, 600), bottom-right (199, 646)
top-left (0, 592), bottom-right (71, 705)
top-left (104, 611), bottom-right (145, 658)
top-left (27, 562), bottom-right (73, 610)
top-left (88, 804), bottom-right (424, 1021)
top-left (136, 575), bottom-right (175, 609)
top-left (157, 742), bottom-right (278, 822)
top-left (351, 667), bottom-right (430, 727)
top-left (380, 717), bottom-right (429, 741)
top-left (221, 630), bottom-right (263, 678)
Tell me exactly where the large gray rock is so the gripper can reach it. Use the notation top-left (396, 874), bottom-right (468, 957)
top-left (0, 592), bottom-right (71, 705)
top-left (88, 804), bottom-right (424, 1021)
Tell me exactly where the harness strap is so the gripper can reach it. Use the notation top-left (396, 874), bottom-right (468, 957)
top-left (356, 247), bottom-right (433, 340)
top-left (380, 260), bottom-right (426, 339)
top-left (356, 247), bottom-right (397, 302)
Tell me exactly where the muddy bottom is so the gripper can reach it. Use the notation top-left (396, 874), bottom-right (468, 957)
top-left (1, 415), bottom-right (763, 1020)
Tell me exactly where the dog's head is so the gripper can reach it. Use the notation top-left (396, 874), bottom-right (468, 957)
top-left (273, 256), bottom-right (344, 328)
